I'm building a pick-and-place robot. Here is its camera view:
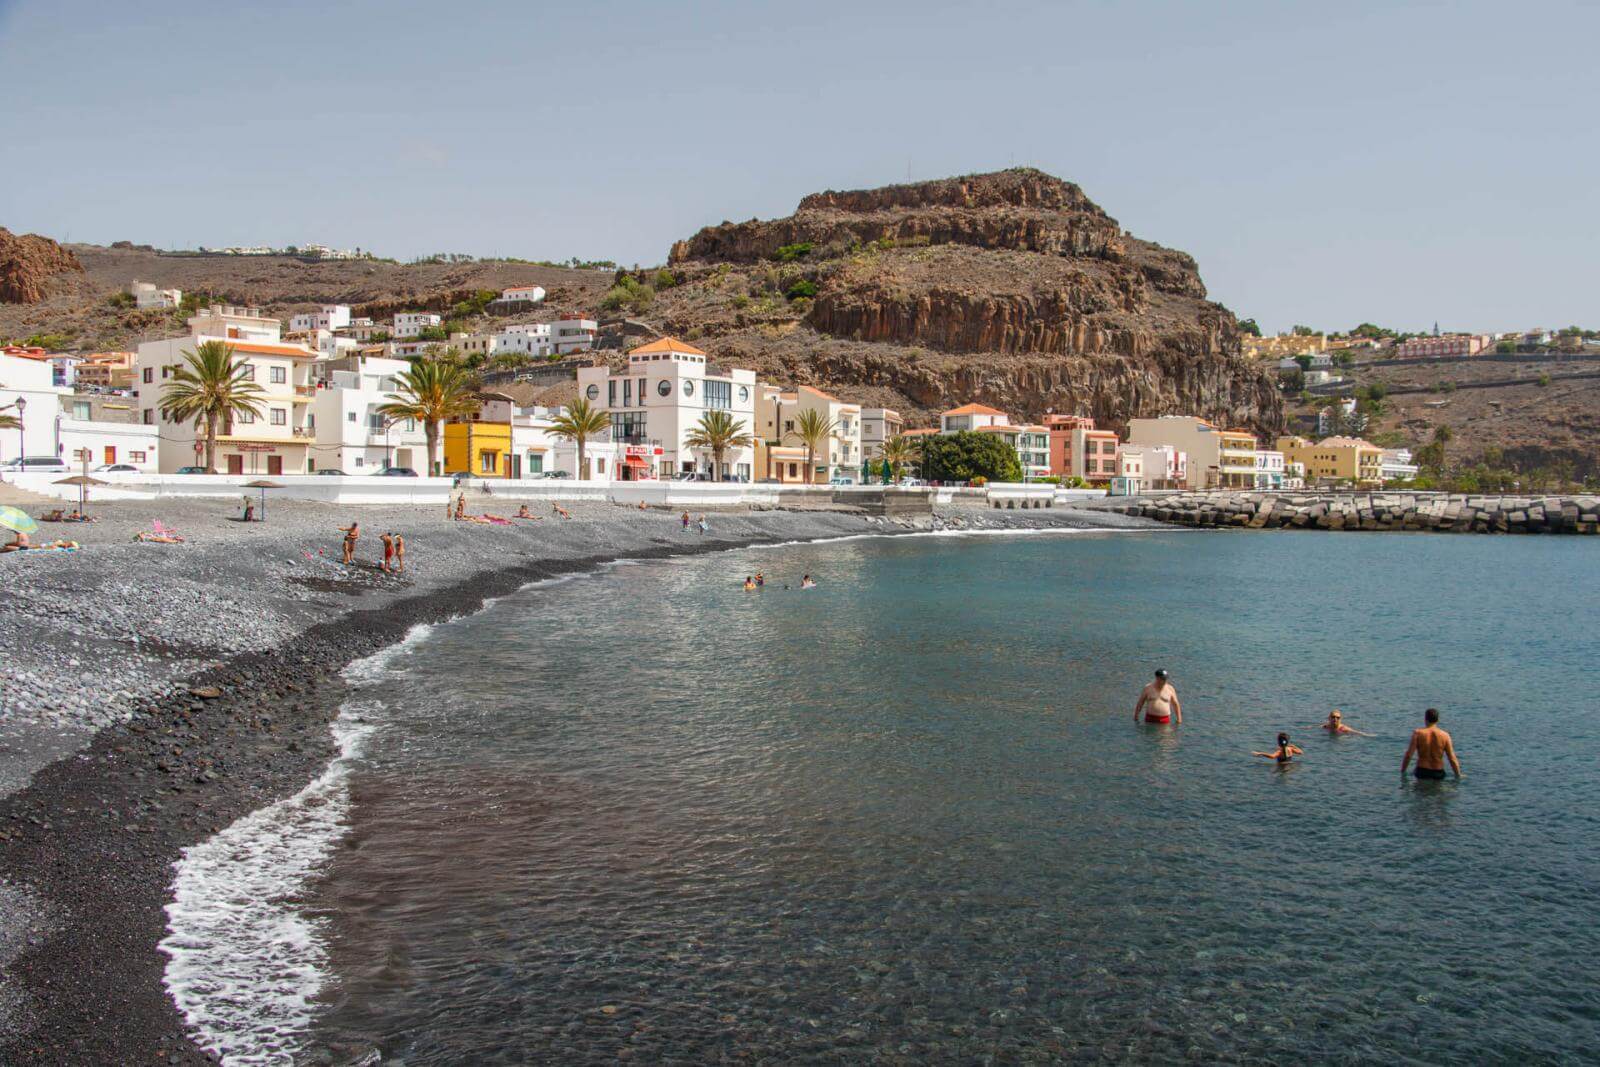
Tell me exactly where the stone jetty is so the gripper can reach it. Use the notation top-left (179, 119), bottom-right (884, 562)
top-left (1101, 491), bottom-right (1600, 534)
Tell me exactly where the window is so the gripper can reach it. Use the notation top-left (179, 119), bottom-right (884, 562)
top-left (270, 366), bottom-right (286, 384)
top-left (610, 411), bottom-right (647, 443)
top-left (622, 378), bottom-right (632, 407)
top-left (237, 409), bottom-right (255, 424)
top-left (270, 408), bottom-right (286, 426)
top-left (348, 411), bottom-right (357, 422)
top-left (130, 451), bottom-right (146, 463)
top-left (585, 383), bottom-right (599, 401)
top-left (355, 456), bottom-right (364, 467)
top-left (480, 451), bottom-right (497, 473)
top-left (369, 413), bottom-right (383, 431)
top-left (142, 409), bottom-right (154, 425)
top-left (608, 380), bottom-right (617, 406)
top-left (704, 379), bottom-right (731, 410)
top-left (527, 452), bottom-right (543, 473)
top-left (657, 379), bottom-right (671, 397)
top-left (241, 365), bottom-right (256, 381)
top-left (404, 418), bottom-right (415, 431)
top-left (143, 368), bottom-right (153, 384)
top-left (682, 379), bottom-right (695, 397)
top-left (73, 401), bottom-right (91, 420)
top-left (738, 385), bottom-right (750, 403)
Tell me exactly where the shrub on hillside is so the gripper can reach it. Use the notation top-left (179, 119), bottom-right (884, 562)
top-left (772, 242), bottom-right (812, 263)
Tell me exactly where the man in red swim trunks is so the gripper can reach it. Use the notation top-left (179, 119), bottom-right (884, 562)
top-left (1134, 669), bottom-right (1181, 726)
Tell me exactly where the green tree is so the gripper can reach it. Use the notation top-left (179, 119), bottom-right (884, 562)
top-left (376, 359), bottom-right (480, 476)
top-left (1238, 318), bottom-right (1262, 337)
top-left (547, 397), bottom-right (611, 480)
top-left (0, 412), bottom-right (18, 432)
top-left (1495, 340), bottom-right (1516, 354)
top-left (1291, 324), bottom-right (1316, 336)
top-left (922, 431), bottom-right (1023, 483)
top-left (875, 434), bottom-right (919, 479)
top-left (158, 340), bottom-right (266, 472)
top-left (683, 410), bottom-right (753, 482)
top-left (787, 408), bottom-right (837, 484)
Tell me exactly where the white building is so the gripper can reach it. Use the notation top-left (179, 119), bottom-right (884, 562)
top-left (0, 347), bottom-right (68, 463)
top-left (755, 384), bottom-right (863, 483)
top-left (451, 323), bottom-right (554, 360)
top-left (551, 318), bottom-right (598, 355)
top-left (289, 305), bottom-right (353, 333)
top-left (130, 280), bottom-right (182, 310)
top-left (1317, 398), bottom-right (1358, 436)
top-left (134, 306), bottom-right (321, 474)
top-left (58, 394), bottom-right (159, 471)
top-left (309, 353), bottom-right (429, 474)
top-left (1254, 449), bottom-right (1287, 489)
top-left (575, 336), bottom-right (759, 480)
top-left (498, 285), bottom-right (546, 304)
top-left (1128, 416), bottom-right (1256, 490)
top-left (392, 312), bottom-right (442, 339)
top-left (1380, 448), bottom-right (1420, 483)
top-left (860, 407), bottom-right (904, 460)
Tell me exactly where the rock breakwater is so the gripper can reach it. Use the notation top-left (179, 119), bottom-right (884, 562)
top-left (1103, 491), bottom-right (1600, 534)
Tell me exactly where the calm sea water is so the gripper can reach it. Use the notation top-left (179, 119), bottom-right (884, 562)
top-left (243, 531), bottom-right (1599, 1063)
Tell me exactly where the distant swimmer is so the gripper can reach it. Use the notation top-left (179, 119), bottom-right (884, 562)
top-left (800, 574), bottom-right (817, 589)
top-left (755, 572), bottom-right (765, 587)
top-left (743, 576), bottom-right (756, 591)
top-left (1314, 709), bottom-right (1374, 737)
top-left (1402, 708), bottom-right (1463, 781)
top-left (1134, 669), bottom-right (1180, 725)
top-left (1254, 732), bottom-right (1303, 764)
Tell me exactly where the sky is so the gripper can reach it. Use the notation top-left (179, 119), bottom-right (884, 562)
top-left (2, 0), bottom-right (1595, 334)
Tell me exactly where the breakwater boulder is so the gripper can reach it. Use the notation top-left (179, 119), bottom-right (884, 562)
top-left (1103, 491), bottom-right (1600, 534)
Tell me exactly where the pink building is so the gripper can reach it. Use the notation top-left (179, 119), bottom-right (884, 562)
top-left (1045, 414), bottom-right (1119, 483)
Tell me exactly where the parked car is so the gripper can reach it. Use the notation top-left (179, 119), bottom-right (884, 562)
top-left (541, 469), bottom-right (570, 479)
top-left (0, 456), bottom-right (69, 473)
top-left (828, 476), bottom-right (856, 486)
top-left (376, 466), bottom-right (418, 477)
top-left (314, 469), bottom-right (349, 476)
top-left (174, 465), bottom-right (210, 475)
top-left (671, 471), bottom-right (710, 482)
top-left (896, 477), bottom-right (925, 487)
top-left (93, 463), bottom-right (139, 473)
top-left (755, 477), bottom-right (781, 484)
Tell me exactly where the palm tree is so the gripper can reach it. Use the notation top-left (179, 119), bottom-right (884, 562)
top-left (377, 359), bottom-right (480, 476)
top-left (787, 408), bottom-right (837, 484)
top-left (548, 397), bottom-right (612, 480)
top-left (0, 413), bottom-right (18, 431)
top-left (684, 410), bottom-right (753, 482)
top-left (876, 433), bottom-right (919, 480)
top-left (159, 340), bottom-right (266, 472)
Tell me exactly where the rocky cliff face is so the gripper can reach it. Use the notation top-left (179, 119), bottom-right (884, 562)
top-left (658, 169), bottom-right (1282, 435)
top-left (0, 228), bottom-right (83, 304)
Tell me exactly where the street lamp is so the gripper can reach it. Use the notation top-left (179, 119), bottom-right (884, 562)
top-left (14, 396), bottom-right (25, 460)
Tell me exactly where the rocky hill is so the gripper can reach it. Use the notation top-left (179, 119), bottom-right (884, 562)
top-left (651, 168), bottom-right (1280, 432)
top-left (0, 228), bottom-right (83, 304)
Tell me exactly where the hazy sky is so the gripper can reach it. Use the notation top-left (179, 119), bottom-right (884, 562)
top-left (2, 0), bottom-right (1595, 333)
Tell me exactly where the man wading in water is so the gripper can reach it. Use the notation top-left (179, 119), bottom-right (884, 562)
top-left (1134, 669), bottom-right (1181, 725)
top-left (1401, 707), bottom-right (1463, 781)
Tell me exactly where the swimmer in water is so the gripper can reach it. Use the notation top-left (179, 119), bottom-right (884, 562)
top-left (1313, 709), bottom-right (1373, 736)
top-left (1134, 669), bottom-right (1180, 725)
top-left (743, 576), bottom-right (756, 591)
top-left (1254, 733), bottom-right (1303, 764)
top-left (1401, 707), bottom-right (1463, 781)
top-left (800, 574), bottom-right (816, 589)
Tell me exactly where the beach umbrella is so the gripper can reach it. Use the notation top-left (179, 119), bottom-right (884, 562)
top-left (860, 459), bottom-right (870, 483)
top-left (0, 505), bottom-right (39, 536)
top-left (242, 479), bottom-right (284, 521)
top-left (53, 474), bottom-right (109, 517)
top-left (882, 459), bottom-right (893, 485)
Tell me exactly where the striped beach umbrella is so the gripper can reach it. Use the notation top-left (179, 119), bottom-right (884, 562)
top-left (0, 505), bottom-right (39, 535)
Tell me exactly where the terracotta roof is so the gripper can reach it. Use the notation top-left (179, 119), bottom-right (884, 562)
top-left (975, 424), bottom-right (1018, 434)
top-left (797, 384), bottom-right (841, 402)
top-left (942, 402), bottom-right (1008, 417)
top-left (901, 427), bottom-right (941, 436)
top-left (630, 336), bottom-right (707, 357)
top-left (226, 341), bottom-right (320, 359)
top-left (1, 346), bottom-right (50, 361)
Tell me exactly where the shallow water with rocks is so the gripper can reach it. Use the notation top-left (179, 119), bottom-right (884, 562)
top-left (182, 529), bottom-right (1600, 1063)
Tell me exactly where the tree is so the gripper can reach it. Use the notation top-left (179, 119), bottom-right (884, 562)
top-left (876, 434), bottom-right (920, 479)
top-left (159, 340), bottom-right (266, 472)
top-left (683, 409), bottom-right (753, 482)
top-left (787, 408), bottom-right (837, 484)
top-left (0, 413), bottom-right (17, 431)
top-left (1238, 318), bottom-right (1262, 337)
top-left (547, 397), bottom-right (611, 480)
top-left (1291, 324), bottom-right (1316, 336)
top-left (922, 431), bottom-right (1023, 483)
top-left (376, 359), bottom-right (480, 476)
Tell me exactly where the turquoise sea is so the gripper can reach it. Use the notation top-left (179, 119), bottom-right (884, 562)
top-left (186, 530), bottom-right (1600, 1063)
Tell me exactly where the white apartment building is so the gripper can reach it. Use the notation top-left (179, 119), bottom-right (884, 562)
top-left (451, 323), bottom-right (554, 360)
top-left (1380, 448), bottom-right (1420, 483)
top-left (1254, 449), bottom-right (1287, 489)
top-left (860, 407), bottom-right (904, 460)
top-left (551, 318), bottom-right (598, 354)
top-left (130, 280), bottom-right (182, 309)
top-left (392, 312), bottom-right (442, 339)
top-left (289, 305), bottom-right (353, 333)
top-left (940, 402), bottom-right (1010, 433)
top-left (0, 348), bottom-right (67, 462)
top-left (58, 394), bottom-right (159, 471)
top-left (134, 306), bottom-right (320, 474)
top-left (309, 353), bottom-right (429, 473)
top-left (575, 336), bottom-right (759, 480)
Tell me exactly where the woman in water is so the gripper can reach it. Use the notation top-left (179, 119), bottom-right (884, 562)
top-left (1253, 733), bottom-right (1303, 764)
top-left (743, 576), bottom-right (756, 591)
top-left (800, 574), bottom-right (817, 589)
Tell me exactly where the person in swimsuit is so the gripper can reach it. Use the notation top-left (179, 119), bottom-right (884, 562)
top-left (339, 521), bottom-right (359, 565)
top-left (755, 572), bottom-right (765, 587)
top-left (800, 574), bottom-right (816, 589)
top-left (454, 494), bottom-right (466, 521)
top-left (1134, 669), bottom-right (1181, 725)
top-left (380, 531), bottom-right (394, 573)
top-left (682, 511), bottom-right (691, 530)
top-left (743, 576), bottom-right (756, 591)
top-left (1254, 733), bottom-right (1303, 763)
top-left (1314, 709), bottom-right (1373, 737)
top-left (393, 533), bottom-right (405, 574)
top-left (1402, 708), bottom-right (1462, 781)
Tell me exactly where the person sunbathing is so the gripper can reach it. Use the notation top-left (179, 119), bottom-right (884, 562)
top-left (552, 503), bottom-right (572, 519)
top-left (515, 505), bottom-right (534, 519)
top-left (134, 530), bottom-right (185, 543)
top-left (2, 532), bottom-right (32, 552)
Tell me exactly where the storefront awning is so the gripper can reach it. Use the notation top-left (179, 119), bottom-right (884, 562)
top-left (623, 455), bottom-right (651, 468)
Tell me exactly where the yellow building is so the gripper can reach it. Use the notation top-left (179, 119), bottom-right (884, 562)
top-left (444, 401), bottom-right (514, 477)
top-left (1242, 333), bottom-right (1327, 360)
top-left (1277, 434), bottom-right (1382, 487)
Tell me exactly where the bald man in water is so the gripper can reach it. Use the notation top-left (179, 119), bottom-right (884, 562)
top-left (1401, 707), bottom-right (1463, 781)
top-left (1134, 669), bottom-right (1181, 725)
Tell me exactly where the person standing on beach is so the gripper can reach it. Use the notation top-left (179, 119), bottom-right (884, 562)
top-left (1134, 670), bottom-right (1180, 725)
top-left (380, 532), bottom-right (395, 573)
top-left (697, 514), bottom-right (709, 534)
top-left (339, 521), bottom-right (360, 565)
top-left (394, 533), bottom-right (406, 574)
top-left (682, 511), bottom-right (691, 530)
top-left (454, 494), bottom-right (466, 521)
top-left (1402, 708), bottom-right (1463, 781)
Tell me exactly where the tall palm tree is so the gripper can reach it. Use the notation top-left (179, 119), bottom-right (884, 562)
top-left (159, 340), bottom-right (265, 472)
top-left (377, 359), bottom-right (480, 476)
top-left (684, 410), bottom-right (753, 482)
top-left (788, 408), bottom-right (837, 484)
top-left (548, 397), bottom-right (612, 480)
top-left (876, 433), bottom-right (918, 480)
top-left (0, 413), bottom-right (18, 432)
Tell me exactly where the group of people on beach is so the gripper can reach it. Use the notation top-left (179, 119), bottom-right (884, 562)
top-left (1134, 670), bottom-right (1464, 780)
top-left (334, 521), bottom-right (407, 573)
top-left (741, 571), bottom-right (817, 591)
top-left (681, 512), bottom-right (709, 534)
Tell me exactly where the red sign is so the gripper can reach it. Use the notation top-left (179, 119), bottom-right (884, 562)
top-left (625, 445), bottom-right (663, 457)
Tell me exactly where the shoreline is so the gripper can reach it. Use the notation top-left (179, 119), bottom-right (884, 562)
top-left (0, 498), bottom-right (1155, 1064)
